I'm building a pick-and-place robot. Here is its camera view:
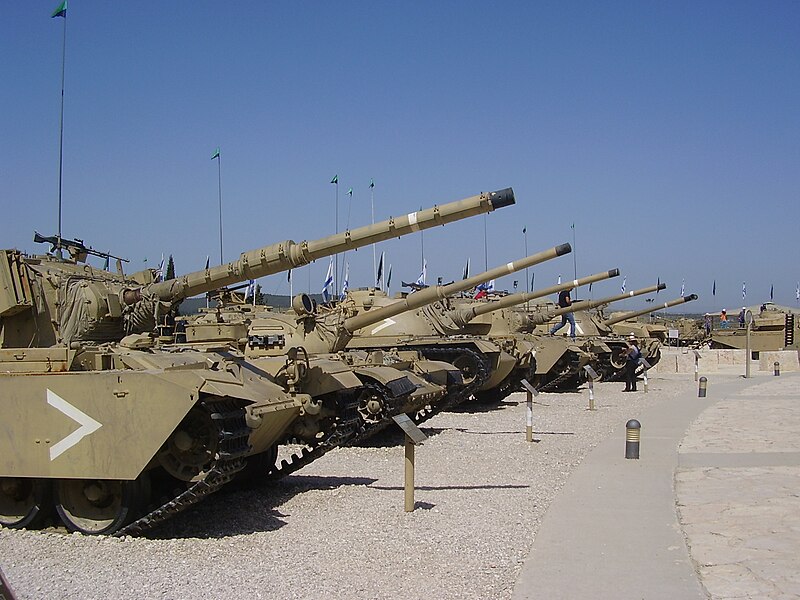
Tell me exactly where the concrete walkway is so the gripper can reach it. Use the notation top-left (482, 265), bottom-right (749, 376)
top-left (512, 372), bottom-right (800, 599)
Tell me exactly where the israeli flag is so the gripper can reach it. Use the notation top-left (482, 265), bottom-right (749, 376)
top-left (156, 253), bottom-right (165, 282)
top-left (416, 259), bottom-right (427, 286)
top-left (621, 276), bottom-right (627, 293)
top-left (322, 257), bottom-right (334, 303)
top-left (340, 262), bottom-right (350, 299)
top-left (244, 279), bottom-right (256, 301)
top-left (680, 278), bottom-right (685, 296)
top-left (742, 281), bottom-right (746, 299)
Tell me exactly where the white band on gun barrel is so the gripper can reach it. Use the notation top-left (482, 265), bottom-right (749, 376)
top-left (506, 262), bottom-right (514, 272)
top-left (573, 279), bottom-right (579, 286)
top-left (408, 212), bottom-right (419, 231)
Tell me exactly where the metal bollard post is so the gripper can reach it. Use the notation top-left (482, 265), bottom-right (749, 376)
top-left (520, 379), bottom-right (538, 442)
top-left (774, 361), bottom-right (780, 376)
top-left (698, 376), bottom-right (708, 398)
top-left (643, 371), bottom-right (648, 393)
top-left (584, 365), bottom-right (598, 411)
top-left (625, 419), bottom-right (641, 459)
top-left (404, 439), bottom-right (415, 512)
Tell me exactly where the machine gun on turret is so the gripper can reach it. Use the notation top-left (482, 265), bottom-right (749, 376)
top-left (34, 231), bottom-right (129, 272)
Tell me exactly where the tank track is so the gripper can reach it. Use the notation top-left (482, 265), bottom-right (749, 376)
top-left (410, 346), bottom-right (491, 426)
top-left (265, 385), bottom-right (374, 480)
top-left (114, 399), bottom-right (251, 537)
top-left (537, 352), bottom-right (585, 392)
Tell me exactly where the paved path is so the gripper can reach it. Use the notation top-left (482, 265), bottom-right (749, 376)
top-left (512, 372), bottom-right (800, 599)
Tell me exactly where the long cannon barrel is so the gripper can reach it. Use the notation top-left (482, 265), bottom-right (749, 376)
top-left (340, 243), bottom-right (572, 336)
top-left (603, 294), bottom-right (698, 326)
top-left (448, 269), bottom-right (620, 327)
top-left (527, 282), bottom-right (667, 325)
top-left (123, 187), bottom-right (516, 305)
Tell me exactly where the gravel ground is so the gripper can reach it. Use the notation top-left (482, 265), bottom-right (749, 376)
top-left (0, 376), bottom-right (692, 600)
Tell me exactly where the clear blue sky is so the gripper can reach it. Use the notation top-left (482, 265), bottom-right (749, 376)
top-left (3, 1), bottom-right (799, 313)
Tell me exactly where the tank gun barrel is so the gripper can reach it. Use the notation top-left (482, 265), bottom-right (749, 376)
top-left (123, 187), bottom-right (515, 306)
top-left (340, 243), bottom-right (571, 337)
top-left (449, 269), bottom-right (620, 326)
top-left (527, 282), bottom-right (667, 325)
top-left (603, 294), bottom-right (698, 326)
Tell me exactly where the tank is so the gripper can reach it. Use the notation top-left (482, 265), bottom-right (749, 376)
top-left (710, 303), bottom-right (799, 351)
top-left (446, 269), bottom-right (621, 394)
top-left (0, 187), bottom-right (512, 535)
top-left (340, 244), bottom-right (573, 416)
top-left (527, 283), bottom-right (669, 380)
top-left (604, 295), bottom-right (699, 342)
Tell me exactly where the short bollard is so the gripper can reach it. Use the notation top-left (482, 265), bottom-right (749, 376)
top-left (584, 365), bottom-right (598, 411)
top-left (698, 376), bottom-right (708, 398)
top-left (520, 379), bottom-right (538, 442)
top-left (625, 419), bottom-right (641, 459)
top-left (774, 361), bottom-right (780, 376)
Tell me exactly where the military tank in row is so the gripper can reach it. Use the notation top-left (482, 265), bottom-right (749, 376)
top-left (0, 187), bottom-right (514, 535)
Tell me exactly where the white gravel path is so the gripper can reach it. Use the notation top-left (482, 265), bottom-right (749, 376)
top-left (0, 376), bottom-right (692, 599)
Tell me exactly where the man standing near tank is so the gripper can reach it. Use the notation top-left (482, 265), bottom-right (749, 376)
top-left (549, 286), bottom-right (576, 340)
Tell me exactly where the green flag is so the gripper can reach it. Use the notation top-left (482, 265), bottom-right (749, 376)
top-left (331, 174), bottom-right (338, 184)
top-left (211, 147), bottom-right (220, 160)
top-left (51, 0), bottom-right (67, 18)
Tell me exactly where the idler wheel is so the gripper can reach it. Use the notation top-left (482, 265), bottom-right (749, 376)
top-left (451, 353), bottom-right (481, 385)
top-left (157, 405), bottom-right (219, 481)
top-left (0, 477), bottom-right (52, 529)
top-left (54, 477), bottom-right (145, 535)
top-left (357, 387), bottom-right (386, 424)
top-left (610, 349), bottom-right (627, 370)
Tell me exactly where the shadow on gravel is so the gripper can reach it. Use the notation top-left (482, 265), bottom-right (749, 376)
top-left (144, 475), bottom-right (377, 540)
top-left (370, 483), bottom-right (529, 492)
top-left (356, 426), bottom-right (448, 448)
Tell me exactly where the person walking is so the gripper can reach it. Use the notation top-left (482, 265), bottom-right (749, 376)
top-left (622, 334), bottom-right (640, 392)
top-left (549, 287), bottom-right (576, 340)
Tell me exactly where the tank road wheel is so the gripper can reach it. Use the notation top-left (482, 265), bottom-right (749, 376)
top-left (610, 349), bottom-right (627, 371)
top-left (451, 353), bottom-right (482, 385)
top-left (157, 405), bottom-right (219, 481)
top-left (0, 478), bottom-right (52, 529)
top-left (54, 478), bottom-right (145, 535)
top-left (356, 386), bottom-right (387, 424)
top-left (235, 445), bottom-right (279, 486)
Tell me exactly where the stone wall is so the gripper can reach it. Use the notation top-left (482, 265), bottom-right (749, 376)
top-left (654, 348), bottom-right (800, 374)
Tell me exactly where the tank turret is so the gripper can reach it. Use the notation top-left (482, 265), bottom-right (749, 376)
top-left (603, 294), bottom-right (699, 326)
top-left (446, 269), bottom-right (621, 331)
top-left (3, 188), bottom-right (514, 348)
top-left (526, 282), bottom-right (668, 329)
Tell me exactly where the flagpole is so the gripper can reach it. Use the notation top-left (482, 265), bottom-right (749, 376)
top-left (483, 214), bottom-right (488, 271)
top-left (523, 227), bottom-right (529, 292)
top-left (212, 148), bottom-right (223, 264)
top-left (370, 179), bottom-right (376, 287)
top-left (420, 206), bottom-right (424, 272)
top-left (55, 4), bottom-right (68, 257)
top-left (333, 176), bottom-right (339, 296)
top-left (571, 223), bottom-right (577, 289)
top-left (341, 188), bottom-right (353, 290)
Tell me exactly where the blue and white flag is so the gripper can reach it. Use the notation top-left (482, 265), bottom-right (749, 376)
top-left (416, 259), bottom-right (427, 286)
top-left (156, 253), bottom-right (165, 282)
top-left (244, 279), bottom-right (256, 301)
top-left (557, 274), bottom-right (562, 285)
top-left (680, 278), bottom-right (685, 297)
top-left (770, 284), bottom-right (774, 301)
top-left (386, 265), bottom-right (393, 290)
top-left (531, 272), bottom-right (535, 292)
top-left (796, 282), bottom-right (799, 303)
top-left (462, 258), bottom-right (470, 280)
top-left (322, 257), bottom-right (334, 302)
top-left (376, 252), bottom-right (384, 288)
top-left (340, 262), bottom-right (350, 299)
top-left (742, 281), bottom-right (746, 299)
top-left (621, 276), bottom-right (627, 293)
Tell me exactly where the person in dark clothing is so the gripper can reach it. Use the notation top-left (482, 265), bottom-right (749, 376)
top-left (549, 287), bottom-right (576, 340)
top-left (623, 334), bottom-right (640, 392)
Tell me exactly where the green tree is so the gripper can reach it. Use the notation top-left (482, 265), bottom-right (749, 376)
top-left (166, 255), bottom-right (176, 280)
